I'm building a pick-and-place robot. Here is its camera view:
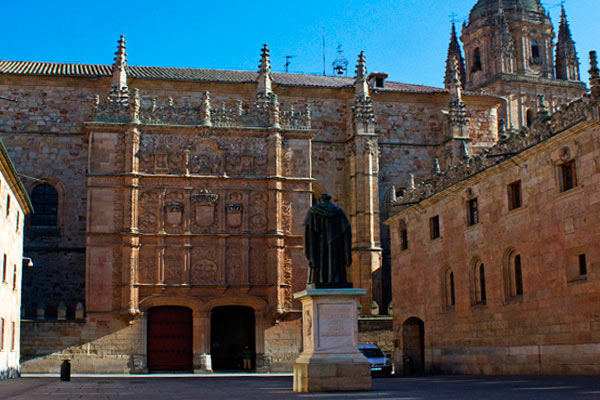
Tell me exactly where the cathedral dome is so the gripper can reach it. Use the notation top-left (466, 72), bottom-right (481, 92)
top-left (469, 0), bottom-right (546, 22)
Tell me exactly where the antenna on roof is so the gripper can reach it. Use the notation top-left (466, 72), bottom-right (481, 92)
top-left (322, 27), bottom-right (326, 76)
top-left (332, 44), bottom-right (349, 76)
top-left (450, 12), bottom-right (458, 24)
top-left (284, 55), bottom-right (295, 73)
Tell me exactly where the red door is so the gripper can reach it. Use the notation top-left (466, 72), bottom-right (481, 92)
top-left (147, 306), bottom-right (193, 372)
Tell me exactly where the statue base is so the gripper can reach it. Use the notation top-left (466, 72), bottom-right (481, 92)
top-left (292, 288), bottom-right (371, 393)
top-left (306, 282), bottom-right (353, 290)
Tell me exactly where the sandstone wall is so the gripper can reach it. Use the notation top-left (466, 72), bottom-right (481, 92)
top-left (389, 118), bottom-right (600, 375)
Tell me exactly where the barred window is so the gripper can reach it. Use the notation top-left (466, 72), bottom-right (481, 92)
top-left (31, 184), bottom-right (58, 228)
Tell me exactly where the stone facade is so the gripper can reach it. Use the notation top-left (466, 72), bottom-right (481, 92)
top-left (0, 139), bottom-right (32, 379)
top-left (0, 0), bottom-right (589, 374)
top-left (387, 68), bottom-right (600, 374)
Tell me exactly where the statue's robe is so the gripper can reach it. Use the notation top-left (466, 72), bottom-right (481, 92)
top-left (303, 201), bottom-right (352, 287)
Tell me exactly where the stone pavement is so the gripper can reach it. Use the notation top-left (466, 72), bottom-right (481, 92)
top-left (1, 374), bottom-right (600, 399)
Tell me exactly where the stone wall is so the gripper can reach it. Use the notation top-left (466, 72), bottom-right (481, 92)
top-left (388, 109), bottom-right (600, 375)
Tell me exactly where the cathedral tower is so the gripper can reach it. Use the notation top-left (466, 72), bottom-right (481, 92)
top-left (460, 0), bottom-right (585, 130)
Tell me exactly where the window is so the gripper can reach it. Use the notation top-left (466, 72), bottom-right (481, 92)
top-left (514, 255), bottom-right (523, 296)
top-left (559, 160), bottom-right (577, 192)
top-left (472, 48), bottom-right (482, 72)
top-left (2, 254), bottom-right (6, 283)
top-left (479, 264), bottom-right (487, 304)
top-left (31, 184), bottom-right (59, 228)
top-left (526, 109), bottom-right (534, 127)
top-left (579, 254), bottom-right (587, 276)
top-left (12, 264), bottom-right (17, 291)
top-left (507, 181), bottom-right (522, 210)
top-left (430, 216), bottom-right (440, 240)
top-left (531, 40), bottom-right (540, 59)
top-left (471, 259), bottom-right (486, 305)
top-left (16, 211), bottom-right (20, 232)
top-left (467, 198), bottom-right (479, 226)
top-left (0, 318), bottom-right (3, 351)
top-left (5, 194), bottom-right (10, 217)
top-left (400, 228), bottom-right (408, 251)
top-left (10, 321), bottom-right (15, 351)
top-left (504, 250), bottom-right (524, 299)
top-left (443, 269), bottom-right (456, 309)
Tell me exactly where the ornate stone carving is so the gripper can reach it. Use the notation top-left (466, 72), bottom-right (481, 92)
top-left (282, 200), bottom-right (292, 234)
top-left (280, 251), bottom-right (293, 310)
top-left (94, 88), bottom-right (311, 129)
top-left (192, 260), bottom-right (217, 283)
top-left (192, 189), bottom-right (219, 228)
top-left (226, 204), bottom-right (243, 228)
top-left (191, 247), bottom-right (218, 283)
top-left (226, 247), bottom-right (243, 284)
top-left (138, 134), bottom-right (269, 176)
top-left (138, 190), bottom-right (160, 232)
top-left (249, 192), bottom-right (268, 231)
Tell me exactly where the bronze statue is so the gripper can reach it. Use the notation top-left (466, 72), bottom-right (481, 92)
top-left (303, 194), bottom-right (352, 288)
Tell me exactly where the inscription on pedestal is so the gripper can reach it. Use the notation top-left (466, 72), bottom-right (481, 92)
top-left (317, 303), bottom-right (354, 351)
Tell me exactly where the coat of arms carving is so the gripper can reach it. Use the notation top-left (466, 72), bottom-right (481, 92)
top-left (165, 201), bottom-right (184, 226)
top-left (226, 204), bottom-right (243, 228)
top-left (192, 189), bottom-right (219, 227)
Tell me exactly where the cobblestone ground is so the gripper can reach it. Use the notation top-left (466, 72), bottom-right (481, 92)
top-left (1, 375), bottom-right (600, 399)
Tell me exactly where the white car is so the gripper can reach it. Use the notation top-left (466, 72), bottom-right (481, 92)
top-left (358, 344), bottom-right (393, 376)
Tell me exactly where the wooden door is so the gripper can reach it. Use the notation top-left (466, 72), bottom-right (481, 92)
top-left (147, 306), bottom-right (193, 372)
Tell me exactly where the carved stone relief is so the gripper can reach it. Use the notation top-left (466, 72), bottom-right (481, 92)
top-left (282, 199), bottom-right (292, 235)
top-left (138, 134), bottom-right (269, 176)
top-left (164, 191), bottom-right (185, 233)
top-left (191, 189), bottom-right (219, 232)
top-left (249, 192), bottom-right (268, 231)
top-left (191, 246), bottom-right (218, 284)
top-left (226, 247), bottom-right (243, 284)
top-left (137, 245), bottom-right (157, 284)
top-left (138, 190), bottom-right (160, 232)
top-left (164, 247), bottom-right (185, 283)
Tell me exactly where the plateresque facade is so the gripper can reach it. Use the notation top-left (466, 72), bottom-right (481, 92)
top-left (0, 0), bottom-right (590, 373)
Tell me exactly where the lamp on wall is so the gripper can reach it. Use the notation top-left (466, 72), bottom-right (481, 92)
top-left (22, 257), bottom-right (34, 268)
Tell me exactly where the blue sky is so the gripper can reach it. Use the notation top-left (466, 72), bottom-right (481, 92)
top-left (2, 0), bottom-right (599, 87)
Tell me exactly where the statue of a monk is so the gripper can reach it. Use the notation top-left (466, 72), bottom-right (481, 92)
top-left (303, 194), bottom-right (352, 288)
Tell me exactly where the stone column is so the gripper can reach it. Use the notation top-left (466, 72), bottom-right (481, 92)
top-left (194, 311), bottom-right (212, 373)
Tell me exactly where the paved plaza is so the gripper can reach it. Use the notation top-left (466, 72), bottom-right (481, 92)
top-left (1, 374), bottom-right (599, 399)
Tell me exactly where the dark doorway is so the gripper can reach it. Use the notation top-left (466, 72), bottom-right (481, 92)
top-left (211, 306), bottom-right (255, 370)
top-left (147, 306), bottom-right (193, 372)
top-left (402, 317), bottom-right (425, 374)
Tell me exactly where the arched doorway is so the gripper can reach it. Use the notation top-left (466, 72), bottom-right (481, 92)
top-left (147, 306), bottom-right (193, 372)
top-left (402, 317), bottom-right (425, 374)
top-left (211, 306), bottom-right (255, 370)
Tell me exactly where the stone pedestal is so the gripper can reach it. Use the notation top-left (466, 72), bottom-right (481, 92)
top-left (293, 288), bottom-right (371, 393)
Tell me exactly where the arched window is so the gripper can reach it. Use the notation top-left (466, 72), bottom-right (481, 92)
top-left (471, 258), bottom-right (486, 305)
top-left (526, 109), bottom-right (534, 127)
top-left (31, 184), bottom-right (58, 228)
top-left (504, 250), bottom-right (524, 299)
top-left (531, 40), bottom-right (540, 59)
top-left (472, 48), bottom-right (482, 72)
top-left (442, 268), bottom-right (456, 309)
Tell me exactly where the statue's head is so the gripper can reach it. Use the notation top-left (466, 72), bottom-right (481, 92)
top-left (319, 193), bottom-right (332, 203)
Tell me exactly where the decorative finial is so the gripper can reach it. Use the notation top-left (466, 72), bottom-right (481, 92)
top-left (589, 51), bottom-right (600, 100)
top-left (409, 174), bottom-right (415, 190)
top-left (354, 51), bottom-right (369, 97)
top-left (257, 44), bottom-right (273, 95)
top-left (461, 141), bottom-right (470, 162)
top-left (433, 159), bottom-right (441, 175)
top-left (444, 23), bottom-right (466, 90)
top-left (108, 35), bottom-right (129, 104)
top-left (537, 94), bottom-right (549, 117)
top-left (199, 91), bottom-right (212, 126)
